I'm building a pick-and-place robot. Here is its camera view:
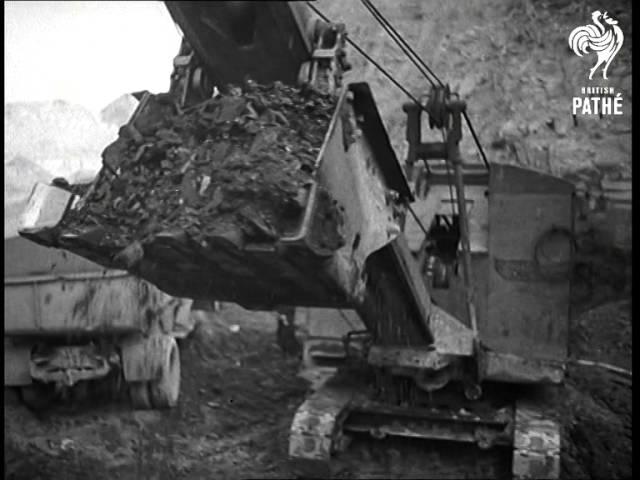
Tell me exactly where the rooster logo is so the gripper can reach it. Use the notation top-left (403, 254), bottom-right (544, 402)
top-left (569, 10), bottom-right (623, 80)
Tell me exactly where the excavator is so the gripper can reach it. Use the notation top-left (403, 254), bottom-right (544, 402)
top-left (20, 2), bottom-right (574, 478)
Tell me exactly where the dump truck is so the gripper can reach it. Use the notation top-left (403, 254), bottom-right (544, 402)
top-left (4, 234), bottom-right (193, 410)
top-left (18, 2), bottom-right (574, 477)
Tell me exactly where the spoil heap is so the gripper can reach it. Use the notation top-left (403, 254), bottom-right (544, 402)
top-left (60, 82), bottom-right (338, 260)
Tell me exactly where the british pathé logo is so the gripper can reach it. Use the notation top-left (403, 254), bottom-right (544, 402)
top-left (569, 10), bottom-right (623, 80)
top-left (569, 10), bottom-right (624, 117)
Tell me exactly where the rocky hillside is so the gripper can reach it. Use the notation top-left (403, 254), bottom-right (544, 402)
top-left (4, 97), bottom-right (138, 237)
top-left (323, 0), bottom-right (631, 179)
top-left (4, 101), bottom-right (118, 178)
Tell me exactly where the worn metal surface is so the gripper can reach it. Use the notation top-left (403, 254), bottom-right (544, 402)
top-left (19, 182), bottom-right (73, 232)
top-left (429, 254), bottom-right (489, 344)
top-left (5, 236), bottom-right (193, 337)
top-left (299, 307), bottom-right (364, 338)
top-left (4, 236), bottom-right (102, 277)
top-left (289, 376), bottom-right (357, 478)
top-left (494, 258), bottom-right (562, 282)
top-left (345, 401), bottom-right (514, 449)
top-left (486, 164), bottom-right (573, 362)
top-left (30, 345), bottom-right (114, 387)
top-left (512, 402), bottom-right (561, 479)
top-left (428, 305), bottom-right (475, 356)
top-left (386, 235), bottom-right (433, 336)
top-left (4, 271), bottom-right (189, 336)
top-left (303, 338), bottom-right (352, 370)
top-left (480, 350), bottom-right (565, 384)
top-left (367, 345), bottom-right (453, 370)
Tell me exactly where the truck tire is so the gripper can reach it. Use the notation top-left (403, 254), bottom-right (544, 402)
top-left (129, 381), bottom-right (152, 410)
top-left (148, 336), bottom-right (180, 409)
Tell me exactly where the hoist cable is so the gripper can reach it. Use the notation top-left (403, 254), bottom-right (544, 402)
top-left (360, 0), bottom-right (444, 88)
top-left (359, 0), bottom-right (490, 170)
top-left (462, 110), bottom-right (490, 169)
top-left (307, 1), bottom-right (490, 172)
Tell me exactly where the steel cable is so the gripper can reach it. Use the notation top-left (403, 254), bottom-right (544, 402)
top-left (361, 0), bottom-right (490, 170)
top-left (360, 0), bottom-right (443, 88)
top-left (312, 0), bottom-right (491, 170)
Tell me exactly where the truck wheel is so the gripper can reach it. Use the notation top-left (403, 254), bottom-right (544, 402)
top-left (148, 337), bottom-right (180, 409)
top-left (129, 382), bottom-right (152, 410)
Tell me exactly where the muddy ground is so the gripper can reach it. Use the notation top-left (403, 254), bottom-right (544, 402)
top-left (5, 307), bottom-right (308, 480)
top-left (4, 267), bottom-right (632, 480)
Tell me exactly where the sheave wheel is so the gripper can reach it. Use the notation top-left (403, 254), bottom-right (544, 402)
top-left (148, 336), bottom-right (181, 409)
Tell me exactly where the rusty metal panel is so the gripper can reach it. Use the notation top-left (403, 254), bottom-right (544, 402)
top-left (480, 350), bottom-right (565, 384)
top-left (19, 182), bottom-right (73, 231)
top-left (4, 273), bottom-right (179, 336)
top-left (428, 306), bottom-right (474, 356)
top-left (309, 88), bottom-right (405, 297)
top-left (289, 375), bottom-right (358, 477)
top-left (486, 165), bottom-right (572, 362)
top-left (429, 254), bottom-right (489, 347)
top-left (513, 402), bottom-right (561, 479)
top-left (389, 236), bottom-right (433, 332)
top-left (367, 345), bottom-right (453, 369)
top-left (4, 236), bottom-right (104, 277)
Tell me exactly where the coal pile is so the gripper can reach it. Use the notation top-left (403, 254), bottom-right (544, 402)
top-left (60, 82), bottom-right (338, 259)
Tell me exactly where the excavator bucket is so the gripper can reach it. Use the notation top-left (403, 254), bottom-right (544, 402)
top-left (20, 83), bottom-right (412, 313)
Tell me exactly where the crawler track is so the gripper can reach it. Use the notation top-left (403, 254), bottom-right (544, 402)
top-left (333, 435), bottom-right (511, 479)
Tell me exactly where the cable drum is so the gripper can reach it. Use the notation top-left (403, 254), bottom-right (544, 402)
top-left (533, 227), bottom-right (576, 281)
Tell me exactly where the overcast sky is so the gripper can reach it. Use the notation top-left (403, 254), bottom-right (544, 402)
top-left (4, 1), bottom-right (183, 113)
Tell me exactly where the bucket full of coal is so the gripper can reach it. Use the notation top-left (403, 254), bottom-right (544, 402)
top-left (19, 82), bottom-right (410, 310)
